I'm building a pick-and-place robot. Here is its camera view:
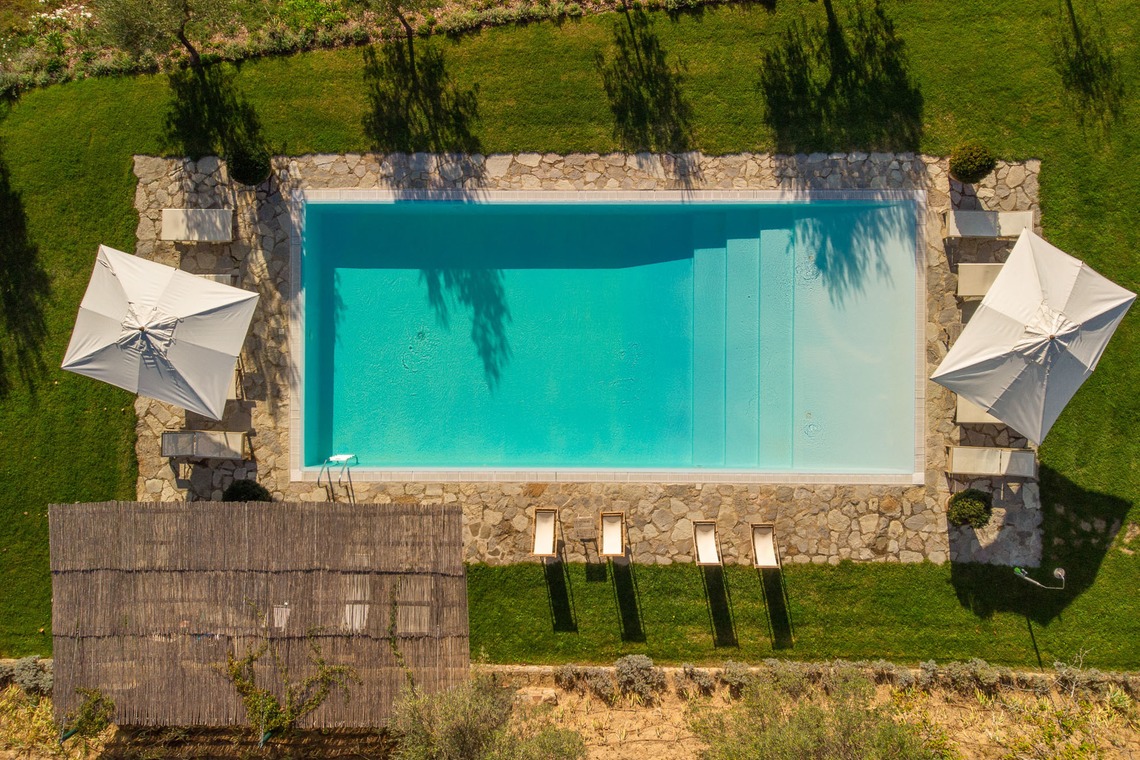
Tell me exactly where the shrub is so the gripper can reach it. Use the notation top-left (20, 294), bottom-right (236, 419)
top-left (692, 673), bottom-right (941, 760)
top-left (583, 668), bottom-right (617, 704)
top-left (11, 657), bottom-right (52, 697)
top-left (227, 142), bottom-right (272, 187)
top-left (676, 663), bottom-right (716, 699)
top-left (949, 142), bottom-right (997, 184)
top-left (65, 688), bottom-right (115, 738)
top-left (393, 675), bottom-right (513, 760)
top-left (615, 655), bottom-right (666, 704)
top-left (947, 489), bottom-right (993, 528)
top-left (763, 658), bottom-right (808, 698)
top-left (393, 674), bottom-right (586, 760)
top-left (718, 660), bottom-right (754, 698)
top-left (918, 660), bottom-right (938, 690)
top-left (222, 479), bottom-right (272, 502)
top-left (553, 664), bottom-right (584, 692)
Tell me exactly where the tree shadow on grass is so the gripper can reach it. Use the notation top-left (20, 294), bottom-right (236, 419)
top-left (596, 2), bottom-right (698, 182)
top-left (0, 139), bottom-right (50, 399)
top-left (949, 464), bottom-right (1133, 626)
top-left (758, 0), bottom-right (923, 152)
top-left (161, 63), bottom-right (268, 165)
top-left (361, 40), bottom-right (482, 184)
top-left (1053, 0), bottom-right (1126, 129)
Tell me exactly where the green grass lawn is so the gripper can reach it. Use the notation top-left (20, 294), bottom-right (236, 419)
top-left (1, 0), bottom-right (1137, 665)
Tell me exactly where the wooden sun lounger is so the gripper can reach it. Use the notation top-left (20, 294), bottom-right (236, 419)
top-left (751, 524), bottom-right (781, 569)
top-left (693, 521), bottom-right (722, 566)
top-left (957, 263), bottom-right (1004, 297)
top-left (945, 210), bottom-right (1034, 239)
top-left (161, 430), bottom-right (250, 460)
top-left (948, 446), bottom-right (1037, 478)
top-left (599, 512), bottom-right (625, 558)
top-left (956, 396), bottom-right (1002, 425)
top-left (161, 208), bottom-right (234, 243)
top-left (531, 509), bottom-right (558, 557)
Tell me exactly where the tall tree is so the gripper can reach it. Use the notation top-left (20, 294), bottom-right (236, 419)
top-left (98, 0), bottom-right (236, 67)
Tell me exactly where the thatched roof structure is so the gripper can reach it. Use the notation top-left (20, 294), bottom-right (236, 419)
top-left (50, 501), bottom-right (469, 728)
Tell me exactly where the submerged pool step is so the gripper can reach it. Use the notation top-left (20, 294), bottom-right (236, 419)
top-left (692, 216), bottom-right (795, 468)
top-left (724, 230), bottom-right (761, 467)
top-left (692, 216), bottom-right (727, 466)
top-left (758, 228), bottom-right (795, 469)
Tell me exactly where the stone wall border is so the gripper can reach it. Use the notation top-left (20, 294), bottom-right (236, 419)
top-left (130, 150), bottom-right (1045, 568)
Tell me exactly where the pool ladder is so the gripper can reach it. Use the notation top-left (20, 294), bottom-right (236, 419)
top-left (317, 453), bottom-right (358, 504)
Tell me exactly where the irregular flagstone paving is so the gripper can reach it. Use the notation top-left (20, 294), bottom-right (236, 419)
top-left (132, 151), bottom-right (1042, 567)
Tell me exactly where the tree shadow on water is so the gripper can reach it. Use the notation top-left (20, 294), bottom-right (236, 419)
top-left (161, 64), bottom-right (268, 163)
top-left (950, 465), bottom-right (1133, 627)
top-left (361, 40), bottom-right (482, 185)
top-left (791, 199), bottom-right (910, 307)
top-left (419, 268), bottom-right (511, 390)
top-left (758, 0), bottom-right (923, 152)
top-left (596, 3), bottom-right (695, 160)
top-left (1053, 0), bottom-right (1126, 129)
top-left (0, 139), bottom-right (51, 398)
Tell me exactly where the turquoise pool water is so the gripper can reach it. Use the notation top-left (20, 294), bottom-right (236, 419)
top-left (302, 200), bottom-right (917, 472)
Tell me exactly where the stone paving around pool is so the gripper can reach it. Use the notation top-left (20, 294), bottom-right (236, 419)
top-left (132, 151), bottom-right (1042, 567)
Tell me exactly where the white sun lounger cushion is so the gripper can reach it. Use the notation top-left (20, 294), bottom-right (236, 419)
top-left (193, 272), bottom-right (239, 286)
top-left (161, 208), bottom-right (234, 242)
top-left (946, 210), bottom-right (1034, 239)
top-left (956, 396), bottom-right (1002, 425)
top-left (751, 524), bottom-right (780, 569)
top-left (532, 509), bottom-right (557, 557)
top-left (948, 446), bottom-right (1037, 478)
top-left (693, 521), bottom-right (721, 566)
top-left (956, 263), bottom-right (1004, 297)
top-left (161, 430), bottom-right (248, 460)
top-left (600, 513), bottom-right (625, 557)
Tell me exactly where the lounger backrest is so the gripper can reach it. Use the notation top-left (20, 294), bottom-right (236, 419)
top-left (751, 524), bottom-right (780, 568)
top-left (955, 396), bottom-right (1002, 425)
top-left (161, 430), bottom-right (247, 460)
top-left (532, 509), bottom-right (558, 557)
top-left (956, 263), bottom-right (1004, 298)
top-left (693, 521), bottom-right (721, 566)
top-left (949, 446), bottom-right (1037, 478)
top-left (599, 512), bottom-right (625, 557)
top-left (946, 210), bottom-right (1033, 239)
top-left (161, 208), bottom-right (234, 242)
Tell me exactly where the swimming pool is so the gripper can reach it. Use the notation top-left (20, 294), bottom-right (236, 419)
top-left (299, 193), bottom-right (921, 477)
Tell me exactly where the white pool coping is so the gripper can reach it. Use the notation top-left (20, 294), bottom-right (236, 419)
top-left (288, 188), bottom-right (927, 485)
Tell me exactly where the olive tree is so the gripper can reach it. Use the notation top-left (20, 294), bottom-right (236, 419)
top-left (98, 0), bottom-right (236, 67)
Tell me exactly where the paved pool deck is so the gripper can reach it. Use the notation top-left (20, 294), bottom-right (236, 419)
top-left (131, 151), bottom-right (1042, 567)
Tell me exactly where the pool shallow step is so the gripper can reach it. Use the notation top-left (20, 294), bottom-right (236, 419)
top-left (692, 218), bottom-right (795, 469)
top-left (758, 228), bottom-right (795, 469)
top-left (724, 225), bottom-right (761, 467)
top-left (692, 215), bottom-right (727, 466)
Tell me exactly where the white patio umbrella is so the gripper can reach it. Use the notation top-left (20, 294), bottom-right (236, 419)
top-left (932, 229), bottom-right (1134, 445)
top-left (62, 245), bottom-right (259, 420)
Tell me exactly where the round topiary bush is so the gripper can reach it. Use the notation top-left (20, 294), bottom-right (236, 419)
top-left (222, 479), bottom-right (272, 502)
top-left (949, 143), bottom-right (997, 184)
top-left (227, 142), bottom-right (272, 186)
top-left (947, 488), bottom-right (993, 528)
